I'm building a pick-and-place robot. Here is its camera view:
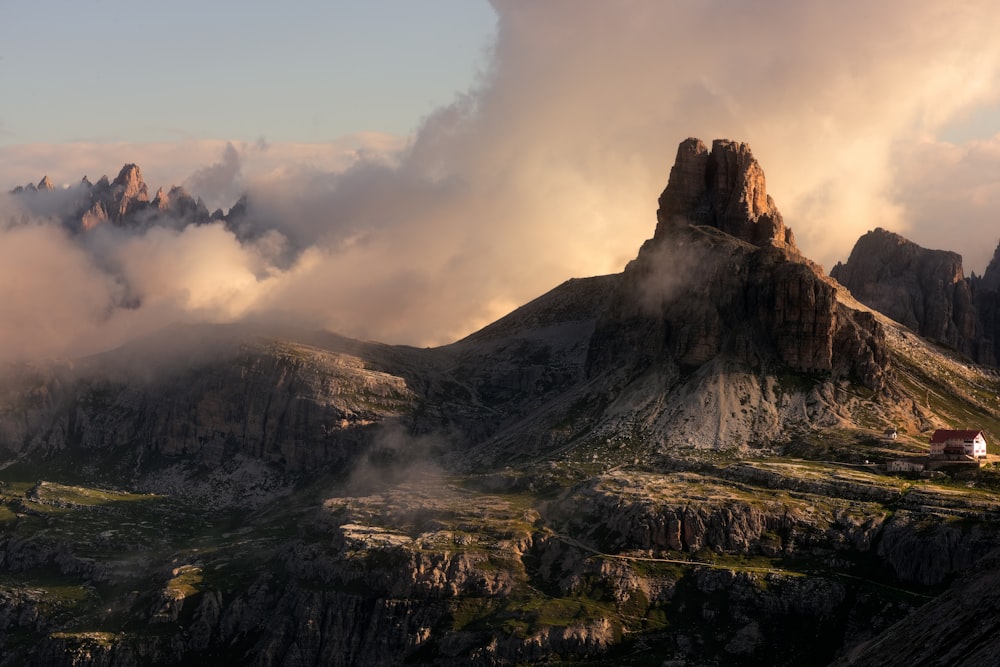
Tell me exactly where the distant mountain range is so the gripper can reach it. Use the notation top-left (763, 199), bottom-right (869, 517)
top-left (10, 164), bottom-right (238, 229)
top-left (4, 139), bottom-right (1000, 665)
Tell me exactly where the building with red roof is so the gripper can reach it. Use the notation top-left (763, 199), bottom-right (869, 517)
top-left (929, 429), bottom-right (987, 459)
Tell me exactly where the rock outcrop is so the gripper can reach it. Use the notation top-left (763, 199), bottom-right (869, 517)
top-left (7, 137), bottom-right (1000, 666)
top-left (150, 185), bottom-right (210, 221)
top-left (103, 163), bottom-right (150, 222)
top-left (832, 550), bottom-right (1000, 667)
top-left (832, 229), bottom-right (1000, 365)
top-left (0, 330), bottom-right (419, 477)
top-left (831, 229), bottom-right (975, 351)
top-left (10, 163), bottom-right (235, 232)
top-left (588, 138), bottom-right (888, 391)
top-left (654, 138), bottom-right (799, 257)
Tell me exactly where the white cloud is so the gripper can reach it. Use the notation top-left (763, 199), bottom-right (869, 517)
top-left (892, 136), bottom-right (1000, 272)
top-left (5, 0), bottom-right (1000, 362)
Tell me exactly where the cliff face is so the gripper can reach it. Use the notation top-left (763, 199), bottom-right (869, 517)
top-left (654, 138), bottom-right (798, 256)
top-left (830, 228), bottom-right (985, 360)
top-left (615, 139), bottom-right (885, 385)
top-left (829, 228), bottom-right (1000, 367)
top-left (582, 139), bottom-right (889, 454)
top-left (0, 329), bottom-right (420, 486)
top-left (831, 550), bottom-right (1000, 667)
top-left (7, 138), bottom-right (1000, 665)
top-left (592, 226), bottom-right (885, 385)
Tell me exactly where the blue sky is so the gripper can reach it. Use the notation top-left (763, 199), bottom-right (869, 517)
top-left (1, 0), bottom-right (497, 144)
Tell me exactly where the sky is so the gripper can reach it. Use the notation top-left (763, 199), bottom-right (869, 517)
top-left (3, 0), bottom-right (1000, 362)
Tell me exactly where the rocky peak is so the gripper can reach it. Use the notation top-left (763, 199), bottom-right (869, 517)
top-left (980, 239), bottom-right (1000, 292)
top-left (105, 163), bottom-right (149, 222)
top-left (168, 185), bottom-right (191, 200)
top-left (166, 186), bottom-right (210, 221)
top-left (152, 186), bottom-right (169, 211)
top-left (112, 164), bottom-right (146, 197)
top-left (8, 163), bottom-right (247, 232)
top-left (654, 138), bottom-right (798, 256)
top-left (588, 138), bottom-right (888, 396)
top-left (831, 228), bottom-right (982, 361)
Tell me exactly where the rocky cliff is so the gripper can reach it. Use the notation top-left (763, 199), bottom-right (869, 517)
top-left (654, 138), bottom-right (799, 257)
top-left (831, 548), bottom-right (1000, 667)
top-left (5, 138), bottom-right (1000, 665)
top-left (0, 326), bottom-right (422, 487)
top-left (608, 139), bottom-right (885, 382)
top-left (830, 229), bottom-right (983, 359)
top-left (578, 139), bottom-right (890, 455)
top-left (830, 228), bottom-right (1000, 366)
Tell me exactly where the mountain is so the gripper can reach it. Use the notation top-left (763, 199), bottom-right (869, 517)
top-left (831, 227), bottom-right (1000, 366)
top-left (4, 139), bottom-right (1000, 665)
top-left (9, 164), bottom-right (226, 231)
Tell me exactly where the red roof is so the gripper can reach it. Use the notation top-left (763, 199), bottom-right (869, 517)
top-left (930, 429), bottom-right (984, 443)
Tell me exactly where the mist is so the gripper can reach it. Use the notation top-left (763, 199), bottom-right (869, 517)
top-left (3, 0), bottom-right (1000, 363)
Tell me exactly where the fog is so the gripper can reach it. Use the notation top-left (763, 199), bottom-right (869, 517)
top-left (3, 0), bottom-right (1000, 363)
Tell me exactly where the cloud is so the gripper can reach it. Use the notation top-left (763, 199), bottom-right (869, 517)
top-left (183, 142), bottom-right (243, 210)
top-left (0, 210), bottom-right (120, 363)
top-left (892, 136), bottom-right (1000, 273)
top-left (4, 0), bottom-right (1000, 364)
top-left (0, 134), bottom-right (403, 198)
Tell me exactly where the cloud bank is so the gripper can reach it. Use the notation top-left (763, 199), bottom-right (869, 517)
top-left (4, 0), bottom-right (1000, 363)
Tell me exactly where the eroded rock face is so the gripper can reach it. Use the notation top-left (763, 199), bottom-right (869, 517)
top-left (832, 229), bottom-right (969, 343)
top-left (655, 138), bottom-right (797, 256)
top-left (548, 471), bottom-right (890, 559)
top-left (588, 138), bottom-right (888, 392)
top-left (151, 185), bottom-right (210, 222)
top-left (0, 333), bottom-right (419, 475)
top-left (109, 164), bottom-right (149, 220)
top-left (830, 550), bottom-right (1000, 667)
top-left (831, 228), bottom-right (1000, 365)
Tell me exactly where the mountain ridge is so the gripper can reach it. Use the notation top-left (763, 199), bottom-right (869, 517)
top-left (9, 163), bottom-right (239, 231)
top-left (3, 139), bottom-right (978, 469)
top-left (832, 226), bottom-right (1000, 366)
top-left (4, 138), bottom-right (1000, 665)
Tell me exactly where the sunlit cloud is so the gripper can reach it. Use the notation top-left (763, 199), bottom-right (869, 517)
top-left (3, 0), bottom-right (1000, 364)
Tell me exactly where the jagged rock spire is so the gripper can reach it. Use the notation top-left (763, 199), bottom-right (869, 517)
top-left (152, 186), bottom-right (169, 211)
top-left (654, 138), bottom-right (798, 255)
top-left (113, 163), bottom-right (146, 196)
top-left (589, 136), bottom-right (888, 392)
top-left (981, 239), bottom-right (1000, 292)
top-left (108, 163), bottom-right (149, 221)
